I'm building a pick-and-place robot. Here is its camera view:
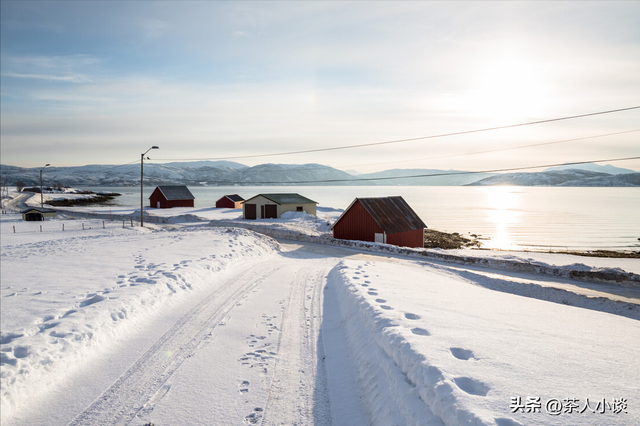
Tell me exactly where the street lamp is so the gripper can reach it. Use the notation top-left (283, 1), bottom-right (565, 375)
top-left (40, 164), bottom-right (50, 208)
top-left (141, 146), bottom-right (159, 227)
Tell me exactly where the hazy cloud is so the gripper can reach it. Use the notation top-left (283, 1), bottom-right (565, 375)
top-left (1, 1), bottom-right (639, 170)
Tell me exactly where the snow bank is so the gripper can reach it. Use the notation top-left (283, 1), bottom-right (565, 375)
top-left (327, 263), bottom-right (491, 426)
top-left (0, 224), bottom-right (280, 421)
top-left (208, 221), bottom-right (640, 288)
top-left (326, 260), bottom-right (640, 426)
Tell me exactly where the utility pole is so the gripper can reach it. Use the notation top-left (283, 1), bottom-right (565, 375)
top-left (40, 164), bottom-right (50, 208)
top-left (140, 146), bottom-right (159, 227)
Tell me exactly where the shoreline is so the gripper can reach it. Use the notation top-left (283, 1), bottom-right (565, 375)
top-left (44, 193), bottom-right (121, 207)
top-left (474, 247), bottom-right (640, 259)
top-left (15, 192), bottom-right (640, 259)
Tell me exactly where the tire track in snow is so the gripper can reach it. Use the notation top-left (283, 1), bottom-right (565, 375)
top-left (68, 261), bottom-right (282, 426)
top-left (260, 262), bottom-right (333, 426)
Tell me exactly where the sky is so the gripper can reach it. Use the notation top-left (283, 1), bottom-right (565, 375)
top-left (1, 1), bottom-right (639, 173)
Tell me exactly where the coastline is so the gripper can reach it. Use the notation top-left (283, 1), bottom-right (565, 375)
top-left (6, 190), bottom-right (639, 259)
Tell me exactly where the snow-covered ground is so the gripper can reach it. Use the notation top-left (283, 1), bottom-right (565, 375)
top-left (1, 194), bottom-right (639, 425)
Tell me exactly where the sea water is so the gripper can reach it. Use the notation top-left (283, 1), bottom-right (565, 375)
top-left (83, 186), bottom-right (640, 252)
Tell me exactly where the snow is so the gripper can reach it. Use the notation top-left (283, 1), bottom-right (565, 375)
top-left (326, 260), bottom-right (639, 425)
top-left (1, 193), bottom-right (639, 425)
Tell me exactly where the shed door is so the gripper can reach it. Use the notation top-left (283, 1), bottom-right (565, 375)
top-left (265, 204), bottom-right (277, 219)
top-left (374, 233), bottom-right (386, 244)
top-left (157, 201), bottom-right (161, 208)
top-left (245, 204), bottom-right (257, 220)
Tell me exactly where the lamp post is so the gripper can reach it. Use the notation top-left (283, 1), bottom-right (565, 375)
top-left (141, 146), bottom-right (159, 227)
top-left (40, 164), bottom-right (50, 208)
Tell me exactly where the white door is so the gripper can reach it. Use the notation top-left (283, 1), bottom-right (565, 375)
top-left (374, 233), bottom-right (386, 243)
top-left (157, 201), bottom-right (161, 208)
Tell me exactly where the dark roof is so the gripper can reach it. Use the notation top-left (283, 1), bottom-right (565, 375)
top-left (21, 208), bottom-right (56, 214)
top-left (332, 196), bottom-right (426, 234)
top-left (246, 193), bottom-right (318, 205)
top-left (222, 194), bottom-right (244, 202)
top-left (153, 186), bottom-right (195, 200)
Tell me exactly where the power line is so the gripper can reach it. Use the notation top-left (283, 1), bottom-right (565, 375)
top-left (153, 105), bottom-right (640, 161)
top-left (151, 129), bottom-right (640, 174)
top-left (338, 129), bottom-right (640, 171)
top-left (232, 155), bottom-right (640, 185)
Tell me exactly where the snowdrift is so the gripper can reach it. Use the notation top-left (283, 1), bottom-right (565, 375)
top-left (209, 220), bottom-right (640, 288)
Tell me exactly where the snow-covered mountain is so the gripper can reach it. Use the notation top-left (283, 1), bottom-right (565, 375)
top-left (2, 162), bottom-right (639, 187)
top-left (355, 168), bottom-right (495, 186)
top-left (0, 162), bottom-right (357, 187)
top-left (544, 162), bottom-right (636, 175)
top-left (468, 168), bottom-right (640, 187)
top-left (558, 172), bottom-right (640, 187)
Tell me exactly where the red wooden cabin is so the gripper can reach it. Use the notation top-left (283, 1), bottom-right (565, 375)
top-left (330, 196), bottom-right (426, 248)
top-left (216, 194), bottom-right (244, 209)
top-left (149, 186), bottom-right (195, 208)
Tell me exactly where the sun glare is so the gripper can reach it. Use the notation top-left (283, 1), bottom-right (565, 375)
top-left (483, 186), bottom-right (521, 250)
top-left (469, 57), bottom-right (550, 122)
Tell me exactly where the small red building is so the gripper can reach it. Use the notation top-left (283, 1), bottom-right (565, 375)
top-left (216, 194), bottom-right (245, 209)
top-left (149, 186), bottom-right (195, 208)
top-left (330, 196), bottom-right (426, 248)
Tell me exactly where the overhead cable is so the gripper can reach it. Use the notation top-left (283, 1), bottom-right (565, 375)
top-left (152, 106), bottom-right (640, 161)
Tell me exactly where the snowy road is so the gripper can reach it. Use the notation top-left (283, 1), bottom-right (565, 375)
top-left (2, 219), bottom-right (638, 425)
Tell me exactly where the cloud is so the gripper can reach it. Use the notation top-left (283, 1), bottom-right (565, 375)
top-left (3, 72), bottom-right (91, 83)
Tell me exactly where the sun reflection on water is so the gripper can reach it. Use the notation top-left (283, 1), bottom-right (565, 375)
top-left (483, 186), bottom-right (522, 250)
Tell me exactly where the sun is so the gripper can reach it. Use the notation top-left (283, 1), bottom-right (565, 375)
top-left (469, 57), bottom-right (550, 122)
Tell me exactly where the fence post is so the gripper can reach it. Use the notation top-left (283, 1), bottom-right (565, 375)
top-left (82, 223), bottom-right (85, 230)
top-left (40, 225), bottom-right (42, 232)
top-left (123, 220), bottom-right (125, 229)
top-left (103, 220), bottom-right (105, 229)
top-left (13, 225), bottom-right (16, 233)
top-left (130, 218), bottom-right (133, 227)
top-left (62, 223), bottom-right (64, 231)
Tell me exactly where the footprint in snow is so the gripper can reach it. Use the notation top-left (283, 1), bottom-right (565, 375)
top-left (375, 299), bottom-right (386, 303)
top-left (0, 332), bottom-right (23, 344)
top-left (244, 411), bottom-right (262, 424)
top-left (450, 347), bottom-right (476, 361)
top-left (13, 346), bottom-right (30, 358)
top-left (404, 313), bottom-right (420, 320)
top-left (411, 327), bottom-right (430, 336)
top-left (238, 380), bottom-right (250, 393)
top-left (380, 305), bottom-right (393, 310)
top-left (38, 322), bottom-right (59, 332)
top-left (368, 291), bottom-right (378, 296)
top-left (454, 377), bottom-right (489, 396)
top-left (79, 295), bottom-right (105, 308)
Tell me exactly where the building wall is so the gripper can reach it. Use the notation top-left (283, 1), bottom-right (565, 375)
top-left (243, 195), bottom-right (275, 219)
top-left (164, 199), bottom-right (194, 208)
top-left (243, 195), bottom-right (316, 219)
top-left (332, 200), bottom-right (424, 248)
top-left (216, 197), bottom-right (236, 208)
top-left (386, 229), bottom-right (424, 248)
top-left (332, 200), bottom-right (384, 242)
top-left (149, 189), bottom-right (194, 208)
top-left (277, 203), bottom-right (316, 217)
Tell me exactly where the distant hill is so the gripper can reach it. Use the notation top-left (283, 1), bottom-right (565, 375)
top-left (544, 162), bottom-right (636, 175)
top-left (0, 162), bottom-right (359, 187)
top-left (2, 162), bottom-right (638, 188)
top-left (163, 160), bottom-right (248, 170)
top-left (558, 172), bottom-right (640, 187)
top-left (468, 168), bottom-right (640, 187)
top-left (354, 169), bottom-right (495, 186)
